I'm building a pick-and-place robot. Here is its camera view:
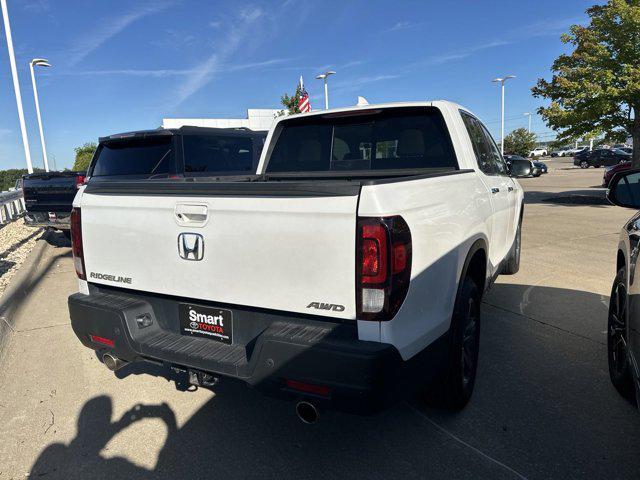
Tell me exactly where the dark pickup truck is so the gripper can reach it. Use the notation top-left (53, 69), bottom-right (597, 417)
top-left (22, 171), bottom-right (86, 234)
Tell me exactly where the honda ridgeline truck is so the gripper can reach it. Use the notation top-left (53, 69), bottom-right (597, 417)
top-left (68, 102), bottom-right (530, 420)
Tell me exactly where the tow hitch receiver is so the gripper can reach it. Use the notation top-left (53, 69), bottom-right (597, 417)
top-left (188, 369), bottom-right (220, 388)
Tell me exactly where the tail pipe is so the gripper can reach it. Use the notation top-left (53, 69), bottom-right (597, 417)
top-left (295, 401), bottom-right (319, 424)
top-left (102, 353), bottom-right (127, 371)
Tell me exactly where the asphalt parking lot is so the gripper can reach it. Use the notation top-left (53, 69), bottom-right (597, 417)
top-left (1, 157), bottom-right (640, 479)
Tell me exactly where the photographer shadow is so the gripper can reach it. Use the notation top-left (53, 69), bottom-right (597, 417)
top-left (30, 395), bottom-right (176, 479)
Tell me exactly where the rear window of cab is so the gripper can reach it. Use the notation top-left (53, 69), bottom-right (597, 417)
top-left (265, 107), bottom-right (458, 173)
top-left (89, 133), bottom-right (262, 178)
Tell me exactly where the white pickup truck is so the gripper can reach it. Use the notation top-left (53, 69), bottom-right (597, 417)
top-left (68, 102), bottom-right (530, 421)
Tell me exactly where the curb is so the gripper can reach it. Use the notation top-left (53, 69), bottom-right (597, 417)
top-left (0, 229), bottom-right (51, 361)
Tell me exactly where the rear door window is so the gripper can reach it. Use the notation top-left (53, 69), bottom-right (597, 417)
top-left (183, 135), bottom-right (255, 174)
top-left (91, 137), bottom-right (174, 177)
top-left (266, 107), bottom-right (457, 173)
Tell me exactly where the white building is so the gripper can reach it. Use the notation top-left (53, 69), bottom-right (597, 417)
top-left (162, 109), bottom-right (281, 131)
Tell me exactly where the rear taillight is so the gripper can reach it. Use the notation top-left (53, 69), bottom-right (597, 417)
top-left (75, 175), bottom-right (86, 189)
top-left (357, 216), bottom-right (412, 321)
top-left (70, 208), bottom-right (86, 280)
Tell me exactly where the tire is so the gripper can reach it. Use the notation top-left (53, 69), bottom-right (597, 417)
top-left (62, 230), bottom-right (71, 241)
top-left (608, 268), bottom-right (636, 403)
top-left (503, 217), bottom-right (522, 275)
top-left (430, 275), bottom-right (481, 410)
top-left (580, 160), bottom-right (589, 169)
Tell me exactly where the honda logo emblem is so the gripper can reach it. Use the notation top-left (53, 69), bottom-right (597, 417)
top-left (178, 233), bottom-right (204, 261)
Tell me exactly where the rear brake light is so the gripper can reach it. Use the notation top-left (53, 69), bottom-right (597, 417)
top-left (70, 208), bottom-right (86, 280)
top-left (357, 216), bottom-right (411, 321)
top-left (75, 175), bottom-right (86, 188)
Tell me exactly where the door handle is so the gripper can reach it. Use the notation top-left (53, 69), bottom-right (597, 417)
top-left (175, 203), bottom-right (209, 226)
top-left (508, 186), bottom-right (514, 192)
top-left (491, 187), bottom-right (500, 194)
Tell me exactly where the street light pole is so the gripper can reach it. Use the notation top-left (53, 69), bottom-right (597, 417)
top-left (492, 75), bottom-right (516, 155)
top-left (30, 58), bottom-right (51, 172)
top-left (1, 0), bottom-right (34, 173)
top-left (315, 71), bottom-right (336, 109)
top-left (524, 112), bottom-right (532, 133)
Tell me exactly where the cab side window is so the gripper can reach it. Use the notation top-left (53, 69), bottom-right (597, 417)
top-left (480, 124), bottom-right (508, 175)
top-left (460, 111), bottom-right (494, 174)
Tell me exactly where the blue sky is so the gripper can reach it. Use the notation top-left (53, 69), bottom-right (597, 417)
top-left (0, 0), bottom-right (591, 170)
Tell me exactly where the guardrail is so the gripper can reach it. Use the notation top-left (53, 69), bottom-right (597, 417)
top-left (0, 190), bottom-right (25, 226)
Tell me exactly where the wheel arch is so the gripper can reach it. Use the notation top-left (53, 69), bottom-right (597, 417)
top-left (460, 238), bottom-right (488, 294)
top-left (617, 249), bottom-right (626, 273)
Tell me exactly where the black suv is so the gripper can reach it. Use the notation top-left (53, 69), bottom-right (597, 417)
top-left (574, 148), bottom-right (630, 169)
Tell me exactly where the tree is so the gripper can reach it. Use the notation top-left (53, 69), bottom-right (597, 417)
top-left (72, 142), bottom-right (97, 171)
top-left (503, 128), bottom-right (537, 156)
top-left (0, 168), bottom-right (41, 191)
top-left (279, 85), bottom-right (303, 116)
top-left (532, 0), bottom-right (640, 166)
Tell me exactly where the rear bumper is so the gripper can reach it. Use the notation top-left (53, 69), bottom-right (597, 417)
top-left (68, 287), bottom-right (412, 414)
top-left (24, 211), bottom-right (70, 230)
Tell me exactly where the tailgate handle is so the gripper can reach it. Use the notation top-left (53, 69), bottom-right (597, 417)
top-left (175, 204), bottom-right (208, 225)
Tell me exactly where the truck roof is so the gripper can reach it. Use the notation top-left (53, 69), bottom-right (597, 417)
top-left (278, 100), bottom-right (469, 121)
top-left (99, 126), bottom-right (268, 143)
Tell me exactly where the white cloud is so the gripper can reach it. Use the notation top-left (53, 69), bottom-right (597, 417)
top-left (65, 58), bottom-right (291, 78)
top-left (515, 16), bottom-right (584, 39)
top-left (68, 1), bottom-right (176, 66)
top-left (22, 0), bottom-right (50, 13)
top-left (429, 40), bottom-right (512, 65)
top-left (239, 6), bottom-right (263, 23)
top-left (331, 74), bottom-right (400, 95)
top-left (170, 6), bottom-right (268, 108)
top-left (386, 21), bottom-right (413, 32)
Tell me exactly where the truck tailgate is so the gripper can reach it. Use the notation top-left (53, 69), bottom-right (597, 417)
top-left (23, 173), bottom-right (81, 212)
top-left (79, 187), bottom-right (358, 319)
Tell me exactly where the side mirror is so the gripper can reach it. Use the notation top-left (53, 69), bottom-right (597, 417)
top-left (509, 158), bottom-right (532, 178)
top-left (608, 169), bottom-right (640, 209)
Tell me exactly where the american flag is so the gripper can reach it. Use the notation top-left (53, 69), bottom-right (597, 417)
top-left (298, 76), bottom-right (311, 113)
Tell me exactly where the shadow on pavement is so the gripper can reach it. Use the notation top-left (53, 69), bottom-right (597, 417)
top-left (31, 395), bottom-right (175, 479)
top-left (28, 283), bottom-right (640, 480)
top-left (44, 230), bottom-right (72, 249)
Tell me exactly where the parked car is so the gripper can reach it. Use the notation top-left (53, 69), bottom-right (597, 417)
top-left (605, 170), bottom-right (640, 407)
top-left (569, 146), bottom-right (589, 156)
top-left (613, 147), bottom-right (633, 156)
top-left (550, 147), bottom-right (571, 157)
top-left (573, 148), bottom-right (591, 166)
top-left (68, 101), bottom-right (531, 419)
top-left (504, 154), bottom-right (544, 176)
top-left (22, 171), bottom-right (86, 237)
top-left (529, 147), bottom-right (548, 157)
top-left (603, 162), bottom-right (632, 187)
top-left (533, 160), bottom-right (548, 174)
top-left (574, 148), bottom-right (631, 168)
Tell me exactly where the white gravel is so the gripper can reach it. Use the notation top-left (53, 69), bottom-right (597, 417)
top-left (0, 221), bottom-right (43, 297)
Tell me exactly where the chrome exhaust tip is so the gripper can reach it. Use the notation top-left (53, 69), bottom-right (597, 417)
top-left (295, 401), bottom-right (319, 424)
top-left (102, 353), bottom-right (127, 371)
